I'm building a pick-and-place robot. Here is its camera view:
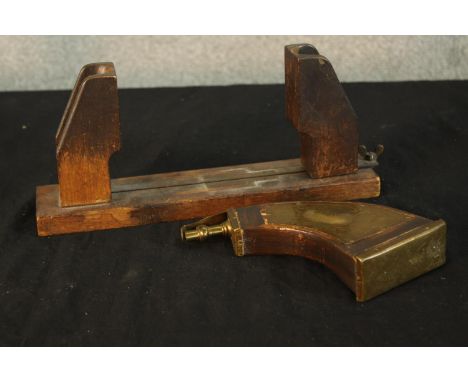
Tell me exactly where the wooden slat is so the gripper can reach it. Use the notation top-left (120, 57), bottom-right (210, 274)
top-left (111, 158), bottom-right (305, 193)
top-left (36, 159), bottom-right (380, 236)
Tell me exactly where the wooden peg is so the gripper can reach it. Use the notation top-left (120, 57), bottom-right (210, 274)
top-left (56, 63), bottom-right (121, 207)
top-left (285, 44), bottom-right (359, 178)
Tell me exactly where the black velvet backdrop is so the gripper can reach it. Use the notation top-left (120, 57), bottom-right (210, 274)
top-left (0, 81), bottom-right (467, 346)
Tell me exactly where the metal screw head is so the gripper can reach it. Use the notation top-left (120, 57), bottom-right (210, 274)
top-left (358, 144), bottom-right (384, 161)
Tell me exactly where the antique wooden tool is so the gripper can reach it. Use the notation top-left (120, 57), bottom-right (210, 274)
top-left (181, 201), bottom-right (446, 301)
top-left (36, 44), bottom-right (382, 236)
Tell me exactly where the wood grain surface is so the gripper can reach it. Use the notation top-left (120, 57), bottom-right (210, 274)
top-left (285, 44), bottom-right (359, 178)
top-left (36, 159), bottom-right (380, 236)
top-left (55, 63), bottom-right (120, 207)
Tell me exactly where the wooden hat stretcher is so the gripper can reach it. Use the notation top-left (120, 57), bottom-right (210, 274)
top-left (36, 44), bottom-right (383, 236)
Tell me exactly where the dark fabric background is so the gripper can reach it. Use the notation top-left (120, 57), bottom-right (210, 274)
top-left (0, 81), bottom-right (467, 346)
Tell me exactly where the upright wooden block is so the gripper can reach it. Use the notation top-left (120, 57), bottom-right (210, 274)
top-left (285, 44), bottom-right (359, 178)
top-left (56, 63), bottom-right (121, 207)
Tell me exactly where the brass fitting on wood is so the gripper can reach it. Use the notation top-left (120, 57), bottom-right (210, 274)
top-left (180, 201), bottom-right (447, 301)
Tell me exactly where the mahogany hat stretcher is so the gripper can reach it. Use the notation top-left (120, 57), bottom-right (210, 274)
top-left (36, 44), bottom-right (382, 236)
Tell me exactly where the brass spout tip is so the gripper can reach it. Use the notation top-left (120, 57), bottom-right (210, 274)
top-left (181, 221), bottom-right (232, 242)
top-left (182, 225), bottom-right (210, 241)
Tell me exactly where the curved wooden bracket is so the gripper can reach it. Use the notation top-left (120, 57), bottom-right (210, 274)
top-left (285, 44), bottom-right (359, 178)
top-left (56, 63), bottom-right (121, 207)
top-left (182, 202), bottom-right (446, 301)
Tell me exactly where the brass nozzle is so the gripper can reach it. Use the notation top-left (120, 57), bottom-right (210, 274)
top-left (181, 221), bottom-right (232, 241)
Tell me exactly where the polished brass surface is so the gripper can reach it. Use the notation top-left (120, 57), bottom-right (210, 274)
top-left (181, 201), bottom-right (447, 301)
top-left (356, 220), bottom-right (446, 300)
top-left (258, 201), bottom-right (415, 245)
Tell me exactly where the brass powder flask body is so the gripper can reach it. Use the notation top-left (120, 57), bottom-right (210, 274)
top-left (181, 201), bottom-right (446, 301)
